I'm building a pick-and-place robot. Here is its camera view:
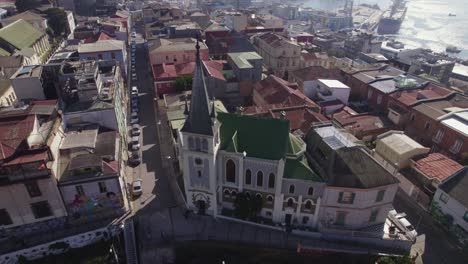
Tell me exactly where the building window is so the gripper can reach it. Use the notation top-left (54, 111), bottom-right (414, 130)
top-left (188, 137), bottom-right (194, 150)
top-left (197, 170), bottom-right (202, 178)
top-left (338, 192), bottom-right (355, 204)
top-left (367, 89), bottom-right (373, 99)
top-left (223, 189), bottom-right (230, 198)
top-left (195, 158), bottom-right (203, 166)
top-left (439, 192), bottom-right (449, 204)
top-left (377, 95), bottom-right (382, 105)
top-left (98, 54), bottom-right (103, 60)
top-left (226, 159), bottom-right (236, 183)
top-left (24, 181), bottom-right (41, 198)
top-left (266, 211), bottom-right (272, 217)
top-left (287, 198), bottom-right (294, 207)
top-left (245, 169), bottom-right (252, 185)
top-left (255, 193), bottom-right (262, 200)
top-left (166, 55), bottom-right (169, 61)
top-left (0, 208), bottom-right (12, 226)
top-left (289, 184), bottom-right (295, 194)
top-left (257, 171), bottom-right (263, 187)
top-left (424, 122), bottom-right (431, 130)
top-left (201, 139), bottom-right (208, 152)
top-left (268, 173), bottom-right (275, 188)
top-left (308, 187), bottom-right (314, 196)
top-left (434, 129), bottom-right (445, 143)
top-left (463, 212), bottom-right (468, 223)
top-left (410, 114), bottom-right (415, 121)
top-left (245, 192), bottom-right (251, 199)
top-left (302, 216), bottom-right (309, 224)
top-left (31, 201), bottom-right (53, 219)
top-left (369, 209), bottom-right (379, 222)
top-left (266, 195), bottom-right (274, 204)
top-left (231, 190), bottom-right (237, 198)
top-left (195, 138), bottom-right (201, 151)
top-left (111, 52), bottom-right (116, 59)
top-left (304, 200), bottom-right (312, 210)
top-left (450, 139), bottom-right (464, 154)
top-left (98, 182), bottom-right (107, 193)
top-left (76, 185), bottom-right (85, 196)
top-left (335, 211), bottom-right (346, 226)
top-left (376, 190), bottom-right (385, 202)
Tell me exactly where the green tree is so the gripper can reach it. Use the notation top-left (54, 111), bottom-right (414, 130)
top-left (233, 192), bottom-right (263, 220)
top-left (174, 75), bottom-right (193, 92)
top-left (44, 8), bottom-right (69, 37)
top-left (233, 192), bottom-right (250, 219)
top-left (15, 0), bottom-right (41, 12)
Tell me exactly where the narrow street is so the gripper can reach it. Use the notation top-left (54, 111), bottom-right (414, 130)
top-left (393, 190), bottom-right (467, 264)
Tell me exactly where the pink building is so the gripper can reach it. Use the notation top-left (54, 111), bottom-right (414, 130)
top-left (148, 38), bottom-right (208, 67)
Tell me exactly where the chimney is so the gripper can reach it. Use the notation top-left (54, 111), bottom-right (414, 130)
top-left (280, 111), bottom-right (286, 119)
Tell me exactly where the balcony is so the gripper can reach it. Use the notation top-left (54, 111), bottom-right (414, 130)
top-left (432, 135), bottom-right (443, 144)
top-left (0, 169), bottom-right (51, 185)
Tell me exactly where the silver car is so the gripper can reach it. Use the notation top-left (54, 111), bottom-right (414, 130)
top-left (131, 180), bottom-right (142, 196)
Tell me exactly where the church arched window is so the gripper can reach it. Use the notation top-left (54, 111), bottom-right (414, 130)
top-left (226, 159), bottom-right (236, 183)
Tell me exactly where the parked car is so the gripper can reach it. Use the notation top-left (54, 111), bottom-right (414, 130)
top-left (128, 151), bottom-right (140, 167)
top-left (132, 102), bottom-right (139, 110)
top-left (131, 32), bottom-right (137, 38)
top-left (131, 86), bottom-right (138, 95)
top-left (131, 73), bottom-right (137, 81)
top-left (399, 217), bottom-right (418, 239)
top-left (131, 125), bottom-right (140, 136)
top-left (131, 141), bottom-right (140, 151)
top-left (131, 180), bottom-right (142, 196)
top-left (130, 115), bottom-right (139, 124)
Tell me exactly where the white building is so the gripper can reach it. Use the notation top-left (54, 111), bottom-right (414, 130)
top-left (177, 44), bottom-right (399, 232)
top-left (304, 79), bottom-right (350, 114)
top-left (433, 167), bottom-right (468, 241)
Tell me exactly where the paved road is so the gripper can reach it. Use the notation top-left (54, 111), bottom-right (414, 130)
top-left (393, 190), bottom-right (467, 264)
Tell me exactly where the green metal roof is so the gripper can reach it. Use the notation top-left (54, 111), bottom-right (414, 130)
top-left (218, 112), bottom-right (290, 160)
top-left (286, 133), bottom-right (305, 156)
top-left (284, 156), bottom-right (322, 182)
top-left (0, 19), bottom-right (44, 50)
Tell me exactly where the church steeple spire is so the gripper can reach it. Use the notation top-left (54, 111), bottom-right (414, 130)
top-left (181, 36), bottom-right (214, 136)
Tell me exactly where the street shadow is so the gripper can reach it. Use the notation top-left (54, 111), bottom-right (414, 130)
top-left (142, 144), bottom-right (158, 173)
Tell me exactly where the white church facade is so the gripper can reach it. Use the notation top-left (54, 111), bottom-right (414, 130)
top-left (177, 41), bottom-right (399, 231)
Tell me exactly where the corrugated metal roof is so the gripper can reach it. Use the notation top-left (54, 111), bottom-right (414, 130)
top-left (0, 19), bottom-right (44, 50)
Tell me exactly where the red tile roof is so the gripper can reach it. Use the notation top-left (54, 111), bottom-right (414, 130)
top-left (254, 75), bottom-right (319, 108)
top-left (153, 61), bottom-right (226, 81)
top-left (2, 149), bottom-right (48, 166)
top-left (291, 66), bottom-right (343, 82)
top-left (244, 105), bottom-right (328, 133)
top-left (301, 52), bottom-right (328, 61)
top-left (390, 83), bottom-right (452, 106)
top-left (203, 60), bottom-right (225, 81)
top-left (332, 107), bottom-right (393, 137)
top-left (153, 62), bottom-right (196, 80)
top-left (413, 153), bottom-right (463, 181)
top-left (98, 32), bottom-right (115, 41)
top-left (0, 115), bottom-right (35, 160)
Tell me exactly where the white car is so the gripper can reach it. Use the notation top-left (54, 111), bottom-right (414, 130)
top-left (131, 142), bottom-right (140, 151)
top-left (399, 217), bottom-right (417, 239)
top-left (131, 180), bottom-right (142, 196)
top-left (131, 86), bottom-right (138, 95)
top-left (131, 32), bottom-right (137, 38)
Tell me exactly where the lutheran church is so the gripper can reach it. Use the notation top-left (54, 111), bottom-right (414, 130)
top-left (177, 41), bottom-right (399, 231)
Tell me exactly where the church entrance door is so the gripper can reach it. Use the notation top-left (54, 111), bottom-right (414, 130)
top-left (197, 200), bottom-right (206, 215)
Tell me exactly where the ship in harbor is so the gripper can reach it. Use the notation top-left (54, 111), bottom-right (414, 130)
top-left (377, 0), bottom-right (407, 35)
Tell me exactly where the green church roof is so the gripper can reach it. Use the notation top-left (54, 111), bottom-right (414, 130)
top-left (284, 156), bottom-right (322, 182)
top-left (218, 112), bottom-right (290, 160)
top-left (0, 19), bottom-right (44, 50)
